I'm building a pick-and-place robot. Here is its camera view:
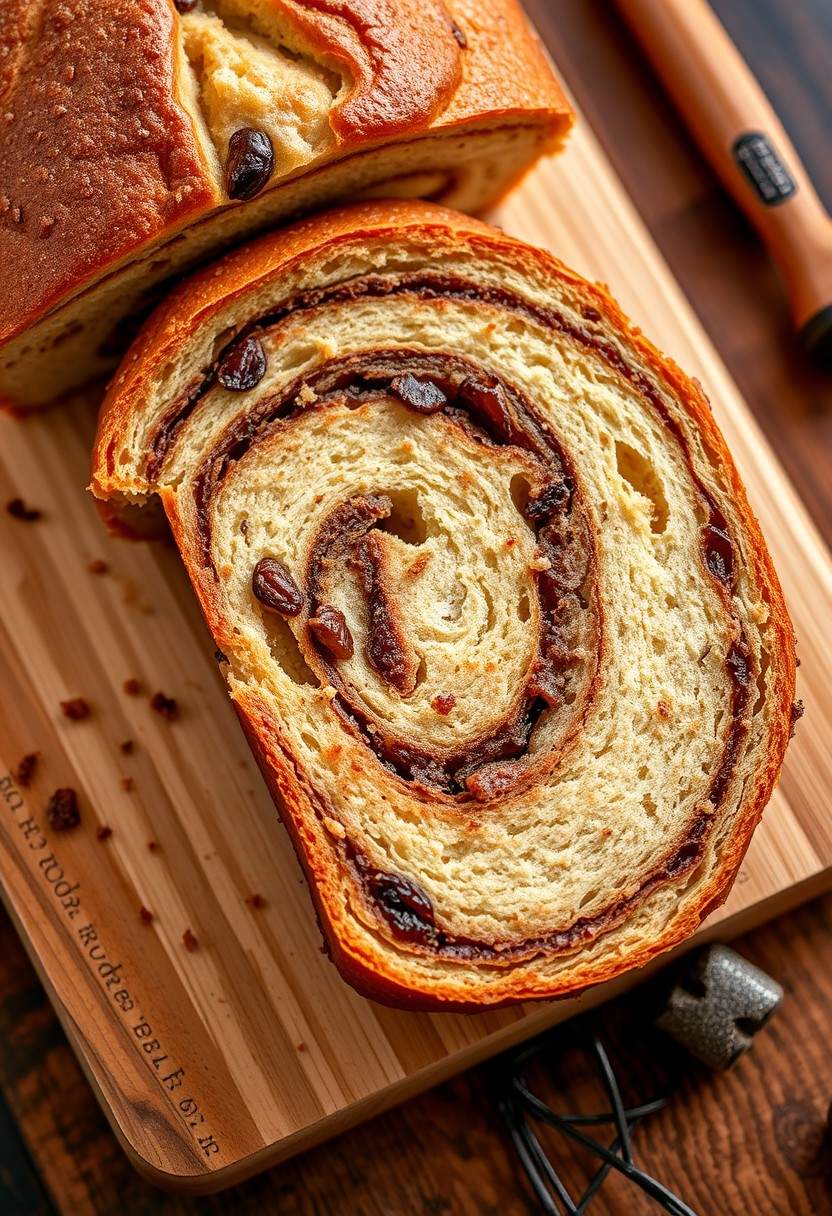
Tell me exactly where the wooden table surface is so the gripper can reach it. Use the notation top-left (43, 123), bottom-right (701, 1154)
top-left (2, 2), bottom-right (831, 1213)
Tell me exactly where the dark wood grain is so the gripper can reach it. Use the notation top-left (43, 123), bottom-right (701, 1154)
top-left (2, 2), bottom-right (831, 1213)
top-left (0, 1090), bottom-right (54, 1216)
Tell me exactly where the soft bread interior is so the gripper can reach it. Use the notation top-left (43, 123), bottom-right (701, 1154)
top-left (93, 213), bottom-right (793, 1005)
top-left (179, 3), bottom-right (338, 173)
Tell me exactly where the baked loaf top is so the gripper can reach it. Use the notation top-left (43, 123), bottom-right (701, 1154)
top-left (0, 0), bottom-right (569, 353)
top-left (92, 201), bottom-right (796, 1010)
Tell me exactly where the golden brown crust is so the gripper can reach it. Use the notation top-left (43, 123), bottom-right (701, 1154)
top-left (440, 0), bottom-right (566, 126)
top-left (93, 204), bottom-right (497, 474)
top-left (274, 0), bottom-right (462, 139)
top-left (92, 201), bottom-right (796, 1010)
top-left (0, 1), bottom-right (37, 102)
top-left (0, 0), bottom-right (571, 356)
top-left (0, 0), bottom-right (217, 345)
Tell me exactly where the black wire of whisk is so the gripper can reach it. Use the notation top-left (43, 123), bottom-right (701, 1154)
top-left (497, 1032), bottom-right (698, 1216)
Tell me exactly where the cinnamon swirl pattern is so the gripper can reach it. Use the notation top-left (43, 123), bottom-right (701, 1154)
top-left (92, 202), bottom-right (796, 1009)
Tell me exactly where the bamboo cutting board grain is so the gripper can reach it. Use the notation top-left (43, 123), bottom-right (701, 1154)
top-left (2, 108), bottom-right (832, 1193)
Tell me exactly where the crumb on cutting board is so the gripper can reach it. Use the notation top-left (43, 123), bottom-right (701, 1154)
top-left (46, 788), bottom-right (80, 831)
top-left (6, 496), bottom-right (41, 521)
top-left (150, 692), bottom-right (178, 720)
top-left (15, 752), bottom-right (39, 787)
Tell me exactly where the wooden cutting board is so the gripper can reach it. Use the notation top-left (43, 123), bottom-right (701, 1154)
top-left (2, 109), bottom-right (831, 1194)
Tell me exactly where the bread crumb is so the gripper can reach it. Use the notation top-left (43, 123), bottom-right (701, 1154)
top-left (150, 691), bottom-right (178, 720)
top-left (96, 825), bottom-right (113, 842)
top-left (6, 496), bottom-right (41, 521)
top-left (119, 739), bottom-right (134, 755)
top-left (147, 840), bottom-right (159, 852)
top-left (121, 578), bottom-right (155, 616)
top-left (46, 788), bottom-right (80, 831)
top-left (323, 816), bottom-right (346, 839)
top-left (182, 928), bottom-right (199, 952)
top-left (60, 697), bottom-right (90, 721)
top-left (246, 893), bottom-right (266, 909)
top-left (528, 553), bottom-right (552, 572)
top-left (15, 752), bottom-right (39, 787)
top-left (119, 776), bottom-right (134, 792)
top-left (139, 905), bottom-right (154, 924)
top-left (123, 678), bottom-right (142, 696)
top-left (297, 383), bottom-right (317, 406)
top-left (88, 559), bottom-right (108, 574)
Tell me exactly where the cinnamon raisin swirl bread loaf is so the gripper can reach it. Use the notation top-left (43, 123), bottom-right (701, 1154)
top-left (91, 202), bottom-right (796, 1009)
top-left (0, 0), bottom-right (570, 410)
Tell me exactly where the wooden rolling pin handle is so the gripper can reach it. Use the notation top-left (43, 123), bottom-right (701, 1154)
top-left (616, 0), bottom-right (832, 363)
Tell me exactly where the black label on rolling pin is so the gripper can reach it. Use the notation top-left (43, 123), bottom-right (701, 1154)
top-left (733, 132), bottom-right (796, 205)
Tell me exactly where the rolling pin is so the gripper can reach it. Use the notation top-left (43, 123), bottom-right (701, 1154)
top-left (615, 0), bottom-right (832, 365)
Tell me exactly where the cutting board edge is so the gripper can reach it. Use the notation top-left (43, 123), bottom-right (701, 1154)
top-left (12, 862), bottom-right (826, 1196)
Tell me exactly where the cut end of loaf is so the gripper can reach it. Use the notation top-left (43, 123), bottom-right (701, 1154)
top-left (0, 0), bottom-right (571, 411)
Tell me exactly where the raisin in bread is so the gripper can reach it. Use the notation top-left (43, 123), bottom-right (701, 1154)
top-left (0, 0), bottom-right (570, 410)
top-left (91, 201), bottom-right (796, 1010)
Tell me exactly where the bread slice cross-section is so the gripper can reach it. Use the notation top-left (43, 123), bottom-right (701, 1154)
top-left (91, 201), bottom-right (796, 1010)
